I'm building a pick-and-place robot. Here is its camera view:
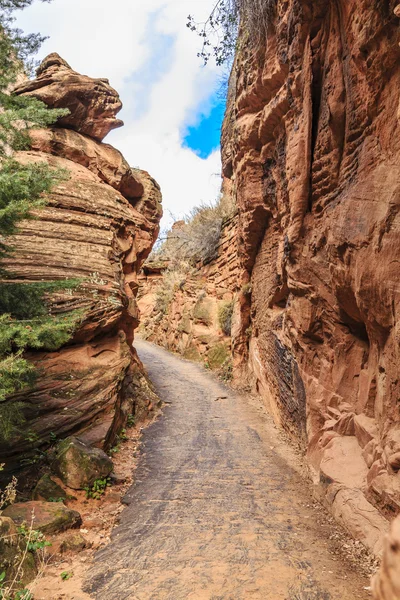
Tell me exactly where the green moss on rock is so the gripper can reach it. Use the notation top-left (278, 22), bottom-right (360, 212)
top-left (193, 298), bottom-right (213, 325)
top-left (183, 345), bottom-right (202, 362)
top-left (3, 501), bottom-right (81, 535)
top-left (207, 343), bottom-right (230, 370)
top-left (32, 474), bottom-right (67, 502)
top-left (53, 436), bottom-right (113, 490)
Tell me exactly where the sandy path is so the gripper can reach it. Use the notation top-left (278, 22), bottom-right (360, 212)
top-left (84, 339), bottom-right (371, 600)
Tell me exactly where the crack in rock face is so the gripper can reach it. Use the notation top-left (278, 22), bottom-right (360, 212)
top-left (217, 0), bottom-right (400, 556)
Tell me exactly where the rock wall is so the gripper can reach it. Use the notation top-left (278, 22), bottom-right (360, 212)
top-left (138, 215), bottom-right (239, 375)
top-left (0, 54), bottom-right (162, 473)
top-left (373, 515), bottom-right (400, 599)
top-left (220, 0), bottom-right (400, 552)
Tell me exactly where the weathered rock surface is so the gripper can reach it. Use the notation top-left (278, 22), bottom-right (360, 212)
top-left (14, 53), bottom-right (123, 141)
top-left (53, 436), bottom-right (113, 490)
top-left (326, 485), bottom-right (389, 557)
top-left (60, 532), bottom-right (89, 554)
top-left (0, 54), bottom-right (162, 474)
top-left (218, 0), bottom-right (400, 551)
top-left (32, 474), bottom-right (67, 502)
top-left (138, 215), bottom-right (239, 375)
top-left (372, 516), bottom-right (400, 599)
top-left (3, 501), bottom-right (81, 534)
top-left (28, 128), bottom-right (145, 201)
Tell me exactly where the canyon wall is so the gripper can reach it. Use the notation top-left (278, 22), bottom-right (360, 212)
top-left (0, 54), bottom-right (161, 473)
top-left (219, 0), bottom-right (400, 553)
top-left (138, 215), bottom-right (239, 377)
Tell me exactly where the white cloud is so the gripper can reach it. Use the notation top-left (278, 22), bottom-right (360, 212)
top-left (15, 0), bottom-right (224, 228)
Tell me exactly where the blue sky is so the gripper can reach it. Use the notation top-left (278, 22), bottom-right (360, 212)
top-left (183, 99), bottom-right (225, 159)
top-left (15, 0), bottom-right (226, 228)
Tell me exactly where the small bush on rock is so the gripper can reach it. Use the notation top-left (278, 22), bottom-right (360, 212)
top-left (218, 301), bottom-right (234, 336)
top-left (155, 262), bottom-right (191, 315)
top-left (187, 0), bottom-right (277, 66)
top-left (152, 195), bottom-right (234, 267)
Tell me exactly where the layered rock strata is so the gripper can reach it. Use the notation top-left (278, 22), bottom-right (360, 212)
top-left (220, 0), bottom-right (400, 553)
top-left (0, 54), bottom-right (162, 472)
top-left (138, 215), bottom-right (239, 374)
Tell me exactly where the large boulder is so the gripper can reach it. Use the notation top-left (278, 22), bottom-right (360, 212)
top-left (3, 501), bottom-right (81, 535)
top-left (0, 516), bottom-right (36, 586)
top-left (53, 437), bottom-right (113, 490)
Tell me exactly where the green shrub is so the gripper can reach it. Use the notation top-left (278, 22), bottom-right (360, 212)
top-left (0, 0), bottom-right (74, 430)
top-left (0, 309), bottom-right (84, 424)
top-left (0, 280), bottom-right (81, 320)
top-left (218, 301), bottom-right (234, 336)
top-left (220, 357), bottom-right (233, 382)
top-left (0, 398), bottom-right (29, 441)
top-left (0, 310), bottom-right (83, 356)
top-left (84, 477), bottom-right (111, 500)
top-left (155, 263), bottom-right (190, 315)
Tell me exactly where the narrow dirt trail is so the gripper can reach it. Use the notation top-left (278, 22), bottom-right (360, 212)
top-left (85, 340), bottom-right (370, 600)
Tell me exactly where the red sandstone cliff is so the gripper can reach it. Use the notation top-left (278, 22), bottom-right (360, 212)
top-left (220, 0), bottom-right (400, 554)
top-left (138, 215), bottom-right (239, 376)
top-left (0, 54), bottom-right (162, 472)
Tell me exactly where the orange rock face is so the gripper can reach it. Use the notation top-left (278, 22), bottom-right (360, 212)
top-left (14, 54), bottom-right (124, 141)
top-left (221, 0), bottom-right (400, 548)
top-left (372, 516), bottom-right (400, 599)
top-left (138, 216), bottom-right (239, 373)
top-left (0, 54), bottom-right (162, 471)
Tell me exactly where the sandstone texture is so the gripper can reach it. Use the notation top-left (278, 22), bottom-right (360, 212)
top-left (53, 436), bottom-right (113, 490)
top-left (373, 516), bottom-right (400, 599)
top-left (14, 53), bottom-right (124, 141)
top-left (138, 215), bottom-right (239, 376)
top-left (32, 474), bottom-right (67, 502)
top-left (0, 54), bottom-right (162, 473)
top-left (217, 0), bottom-right (400, 552)
top-left (3, 501), bottom-right (81, 534)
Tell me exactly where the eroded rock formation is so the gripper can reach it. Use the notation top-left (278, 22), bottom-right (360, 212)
top-left (220, 0), bottom-right (400, 553)
top-left (138, 215), bottom-right (239, 375)
top-left (0, 53), bottom-right (162, 473)
top-left (373, 516), bottom-right (400, 599)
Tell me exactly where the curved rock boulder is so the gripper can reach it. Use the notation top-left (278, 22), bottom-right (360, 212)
top-left (14, 53), bottom-right (124, 141)
top-left (0, 54), bottom-right (162, 474)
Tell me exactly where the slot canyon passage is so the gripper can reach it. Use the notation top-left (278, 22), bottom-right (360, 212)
top-left (1, 0), bottom-right (400, 599)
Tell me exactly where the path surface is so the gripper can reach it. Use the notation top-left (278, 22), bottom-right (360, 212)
top-left (85, 340), bottom-right (370, 600)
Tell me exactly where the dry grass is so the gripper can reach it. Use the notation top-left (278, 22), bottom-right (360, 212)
top-left (218, 301), bottom-right (234, 336)
top-left (153, 196), bottom-right (234, 267)
top-left (240, 0), bottom-right (277, 45)
top-left (154, 262), bottom-right (191, 315)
